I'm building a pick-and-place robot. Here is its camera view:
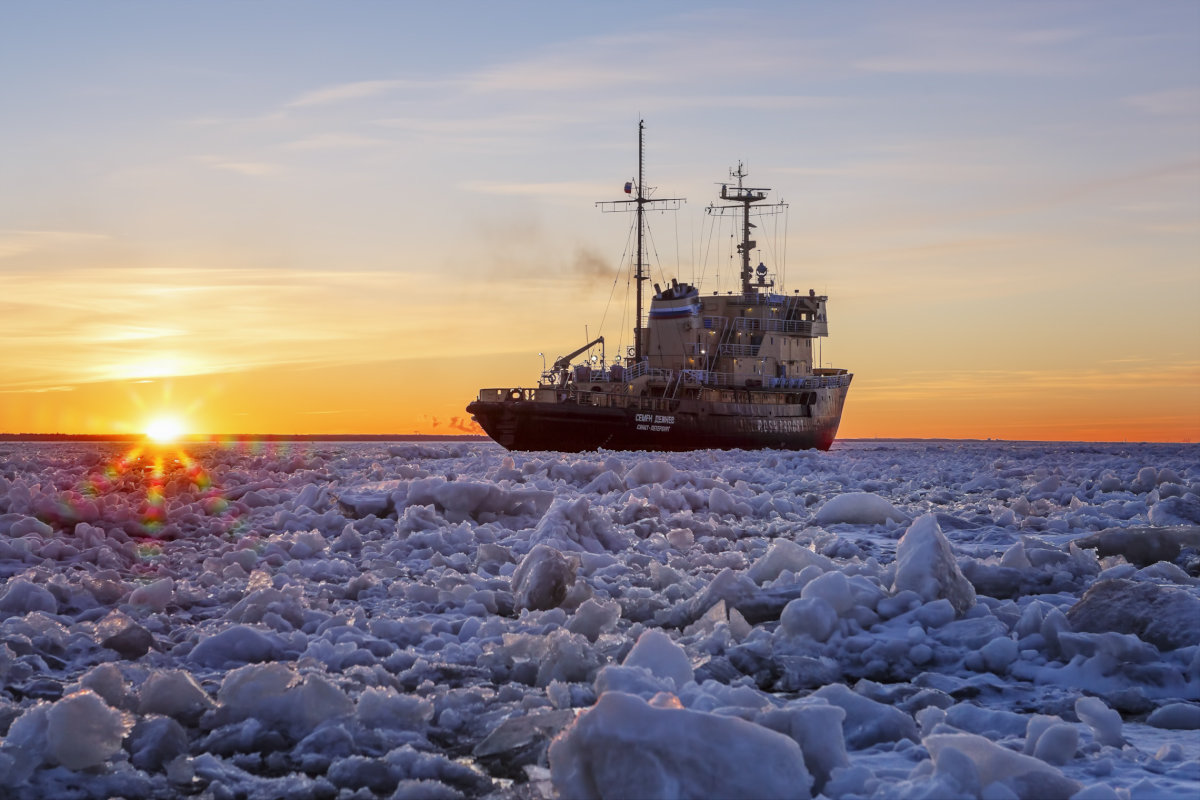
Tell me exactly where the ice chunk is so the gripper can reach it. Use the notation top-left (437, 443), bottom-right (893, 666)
top-left (138, 669), bottom-right (215, 722)
top-left (127, 577), bottom-right (175, 612)
top-left (933, 744), bottom-right (981, 797)
top-left (622, 629), bottom-right (693, 691)
top-left (215, 662), bottom-right (353, 738)
top-left (1072, 525), bottom-right (1200, 567)
top-left (45, 690), bottom-right (134, 770)
top-left (530, 496), bottom-right (627, 553)
top-left (1070, 784), bottom-right (1121, 800)
top-left (672, 567), bottom-right (759, 627)
top-left (511, 543), bottom-right (577, 613)
top-left (892, 514), bottom-right (976, 615)
top-left (215, 661), bottom-right (295, 718)
top-left (71, 663), bottom-right (130, 710)
top-left (924, 732), bottom-right (1080, 799)
top-left (780, 596), bottom-right (838, 642)
top-left (999, 540), bottom-right (1032, 569)
top-left (1031, 723), bottom-right (1077, 765)
top-left (335, 479), bottom-right (407, 517)
top-left (1066, 578), bottom-right (1200, 650)
top-left (1075, 696), bottom-right (1124, 747)
top-left (356, 686), bottom-right (434, 730)
top-left (593, 664), bottom-right (677, 699)
top-left (127, 714), bottom-right (189, 771)
top-left (747, 539), bottom-right (833, 583)
top-left (979, 636), bottom-right (1018, 673)
top-left (96, 610), bottom-right (155, 659)
top-left (944, 703), bottom-right (1028, 738)
top-left (1023, 714), bottom-right (1058, 753)
top-left (756, 701), bottom-right (848, 793)
top-left (189, 624), bottom-right (285, 667)
top-left (1149, 496), bottom-right (1200, 526)
top-left (473, 708), bottom-right (575, 759)
top-left (287, 529), bottom-right (327, 558)
top-left (536, 628), bottom-right (603, 686)
top-left (624, 459), bottom-right (676, 488)
top-left (1147, 702), bottom-right (1200, 730)
top-left (815, 492), bottom-right (908, 525)
top-left (549, 691), bottom-right (812, 800)
top-left (1024, 714), bottom-right (1079, 766)
top-left (707, 486), bottom-right (751, 516)
top-left (800, 569), bottom-right (856, 615)
top-left (566, 597), bottom-right (621, 642)
top-left (811, 683), bottom-right (917, 748)
top-left (1131, 466), bottom-right (1158, 493)
top-left (0, 578), bottom-right (57, 615)
top-left (326, 754), bottom-right (397, 794)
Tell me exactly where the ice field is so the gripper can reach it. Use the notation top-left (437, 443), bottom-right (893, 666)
top-left (0, 439), bottom-right (1197, 799)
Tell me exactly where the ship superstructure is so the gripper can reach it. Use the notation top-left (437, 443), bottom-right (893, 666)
top-left (467, 122), bottom-right (852, 451)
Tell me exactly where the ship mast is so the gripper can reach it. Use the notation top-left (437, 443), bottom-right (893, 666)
top-left (707, 162), bottom-right (784, 295)
top-left (634, 122), bottom-right (647, 360)
top-left (597, 120), bottom-right (683, 362)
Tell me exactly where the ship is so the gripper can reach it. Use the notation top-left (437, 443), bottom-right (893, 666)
top-left (467, 121), bottom-right (852, 452)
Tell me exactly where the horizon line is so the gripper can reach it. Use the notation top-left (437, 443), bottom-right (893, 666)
top-left (0, 434), bottom-right (1192, 446)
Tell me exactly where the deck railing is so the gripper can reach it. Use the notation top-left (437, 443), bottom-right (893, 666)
top-left (734, 317), bottom-right (826, 336)
top-left (475, 367), bottom-right (851, 403)
top-left (717, 343), bottom-right (759, 357)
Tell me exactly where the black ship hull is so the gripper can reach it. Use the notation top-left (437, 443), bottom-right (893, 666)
top-left (467, 383), bottom-right (850, 452)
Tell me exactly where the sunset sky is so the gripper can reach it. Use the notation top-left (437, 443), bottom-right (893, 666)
top-left (2, 1), bottom-right (1197, 441)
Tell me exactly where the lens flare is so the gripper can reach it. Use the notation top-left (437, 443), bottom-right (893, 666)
top-left (145, 416), bottom-right (186, 444)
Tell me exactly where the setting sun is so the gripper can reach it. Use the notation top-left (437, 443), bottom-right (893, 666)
top-left (145, 416), bottom-right (186, 444)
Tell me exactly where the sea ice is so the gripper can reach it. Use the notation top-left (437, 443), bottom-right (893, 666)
top-left (814, 491), bottom-right (908, 525)
top-left (1075, 696), bottom-right (1125, 747)
top-left (548, 690), bottom-right (813, 799)
top-left (1147, 702), bottom-right (1200, 729)
top-left (810, 683), bottom-right (917, 748)
top-left (1066, 578), bottom-right (1200, 650)
top-left (45, 690), bottom-right (134, 770)
top-left (511, 543), bottom-right (577, 612)
top-left (892, 513), bottom-right (977, 615)
top-left (620, 628), bottom-right (693, 691)
top-left (924, 732), bottom-right (1081, 799)
top-left (0, 439), bottom-right (1197, 799)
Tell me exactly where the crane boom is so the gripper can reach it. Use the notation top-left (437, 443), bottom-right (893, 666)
top-left (553, 336), bottom-right (605, 371)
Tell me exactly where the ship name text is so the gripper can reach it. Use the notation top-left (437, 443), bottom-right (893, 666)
top-left (635, 413), bottom-right (675, 432)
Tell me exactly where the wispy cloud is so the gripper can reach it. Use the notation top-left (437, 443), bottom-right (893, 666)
top-left (853, 10), bottom-right (1088, 76)
top-left (859, 361), bottom-right (1200, 400)
top-left (1124, 88), bottom-right (1200, 116)
top-left (282, 133), bottom-right (390, 150)
top-left (461, 180), bottom-right (603, 198)
top-left (0, 229), bottom-right (110, 260)
top-left (285, 79), bottom-right (430, 108)
top-left (195, 156), bottom-right (282, 177)
top-left (0, 263), bottom-right (569, 391)
top-left (1011, 28), bottom-right (1088, 46)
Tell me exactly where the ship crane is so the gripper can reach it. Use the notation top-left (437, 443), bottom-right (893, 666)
top-left (552, 336), bottom-right (605, 372)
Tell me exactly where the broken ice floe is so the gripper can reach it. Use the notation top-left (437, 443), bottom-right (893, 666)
top-left (0, 440), bottom-right (1197, 799)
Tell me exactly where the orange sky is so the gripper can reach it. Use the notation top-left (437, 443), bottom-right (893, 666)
top-left (2, 3), bottom-right (1197, 442)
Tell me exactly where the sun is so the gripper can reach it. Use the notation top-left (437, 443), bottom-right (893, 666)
top-left (145, 415), bottom-right (187, 444)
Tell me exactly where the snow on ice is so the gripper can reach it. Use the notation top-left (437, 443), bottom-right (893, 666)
top-left (0, 439), bottom-right (1197, 799)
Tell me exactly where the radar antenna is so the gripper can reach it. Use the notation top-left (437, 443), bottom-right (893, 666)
top-left (706, 161), bottom-right (786, 295)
